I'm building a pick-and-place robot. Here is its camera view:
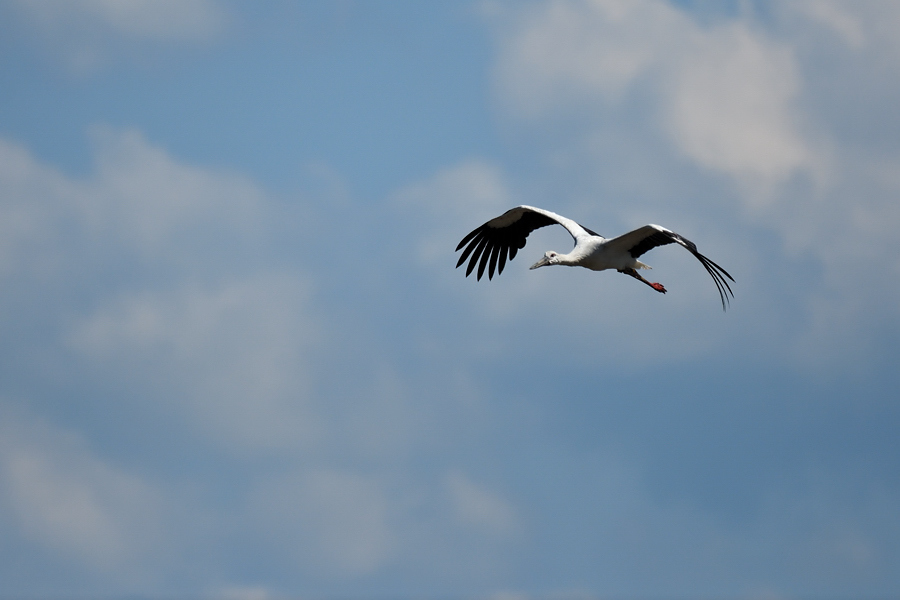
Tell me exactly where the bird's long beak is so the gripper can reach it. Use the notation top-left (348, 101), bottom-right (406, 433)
top-left (529, 256), bottom-right (551, 270)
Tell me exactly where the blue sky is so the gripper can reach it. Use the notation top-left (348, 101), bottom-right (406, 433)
top-left (1, 1), bottom-right (899, 598)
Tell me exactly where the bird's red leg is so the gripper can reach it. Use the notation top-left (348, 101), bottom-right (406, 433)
top-left (618, 268), bottom-right (667, 294)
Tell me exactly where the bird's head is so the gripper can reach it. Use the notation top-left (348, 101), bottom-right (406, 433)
top-left (529, 251), bottom-right (559, 270)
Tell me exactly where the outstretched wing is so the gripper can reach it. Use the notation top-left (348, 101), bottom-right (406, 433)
top-left (605, 224), bottom-right (735, 310)
top-left (455, 206), bottom-right (597, 280)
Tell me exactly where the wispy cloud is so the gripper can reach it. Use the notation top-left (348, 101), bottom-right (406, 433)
top-left (0, 128), bottom-right (261, 277)
top-left (250, 468), bottom-right (395, 576)
top-left (445, 469), bottom-right (518, 534)
top-left (493, 0), bottom-right (817, 188)
top-left (17, 0), bottom-right (227, 41)
top-left (68, 276), bottom-right (320, 452)
top-left (0, 407), bottom-right (166, 574)
top-left (8, 0), bottom-right (228, 72)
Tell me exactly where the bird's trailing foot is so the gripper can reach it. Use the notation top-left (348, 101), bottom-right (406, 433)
top-left (620, 268), bottom-right (667, 294)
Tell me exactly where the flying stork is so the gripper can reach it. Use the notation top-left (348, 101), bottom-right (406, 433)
top-left (455, 206), bottom-right (734, 310)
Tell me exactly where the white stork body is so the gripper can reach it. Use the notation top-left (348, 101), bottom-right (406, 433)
top-left (455, 205), bottom-right (734, 310)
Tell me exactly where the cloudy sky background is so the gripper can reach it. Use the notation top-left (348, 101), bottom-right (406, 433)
top-left (1, 0), bottom-right (899, 597)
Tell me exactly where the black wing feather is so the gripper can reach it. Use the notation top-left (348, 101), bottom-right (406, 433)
top-left (455, 231), bottom-right (483, 268)
top-left (630, 229), bottom-right (735, 310)
top-left (497, 244), bottom-right (508, 275)
top-left (465, 236), bottom-right (488, 277)
top-left (487, 243), bottom-right (500, 280)
top-left (455, 209), bottom-right (558, 280)
top-left (477, 239), bottom-right (492, 280)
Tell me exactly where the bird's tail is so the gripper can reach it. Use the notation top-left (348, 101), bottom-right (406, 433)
top-left (635, 260), bottom-right (652, 270)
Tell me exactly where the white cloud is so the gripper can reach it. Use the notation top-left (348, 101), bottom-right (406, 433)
top-left (0, 407), bottom-right (165, 573)
top-left (86, 126), bottom-right (263, 256)
top-left (487, 592), bottom-right (531, 600)
top-left (0, 129), bottom-right (321, 451)
top-left (0, 129), bottom-right (262, 276)
top-left (393, 159), bottom-right (512, 266)
top-left (2, 125), bottom-right (508, 585)
top-left (69, 275), bottom-right (320, 452)
top-left (664, 23), bottom-right (814, 189)
top-left (212, 585), bottom-right (282, 600)
top-left (786, 1), bottom-right (900, 58)
top-left (492, 0), bottom-right (669, 114)
top-left (795, 1), bottom-right (865, 48)
top-left (0, 139), bottom-right (69, 277)
top-left (252, 468), bottom-right (395, 576)
top-left (9, 0), bottom-right (228, 72)
top-left (13, 0), bottom-right (227, 42)
top-left (493, 0), bottom-right (817, 188)
top-left (777, 151), bottom-right (900, 365)
top-left (445, 470), bottom-right (518, 535)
